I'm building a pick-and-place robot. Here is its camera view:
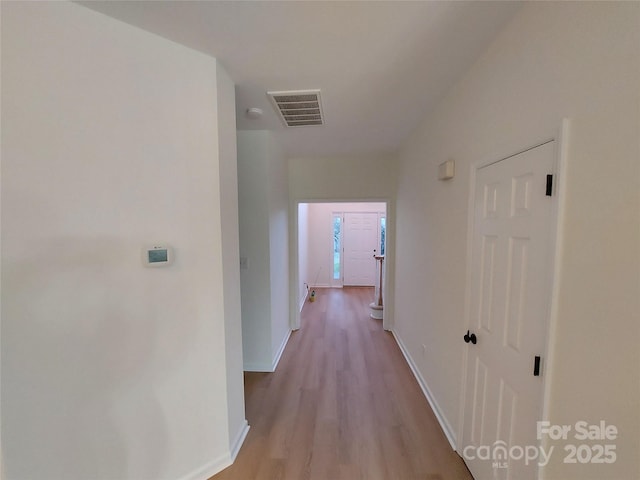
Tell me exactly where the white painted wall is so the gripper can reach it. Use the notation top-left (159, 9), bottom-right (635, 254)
top-left (393, 3), bottom-right (639, 479)
top-left (266, 136), bottom-right (291, 369)
top-left (289, 154), bottom-right (396, 201)
top-left (237, 131), bottom-right (271, 368)
top-left (306, 204), bottom-right (333, 288)
top-left (237, 131), bottom-right (290, 372)
top-left (1, 2), bottom-right (245, 479)
top-left (297, 204), bottom-right (310, 311)
top-left (288, 155), bottom-right (396, 330)
top-left (215, 64), bottom-right (249, 458)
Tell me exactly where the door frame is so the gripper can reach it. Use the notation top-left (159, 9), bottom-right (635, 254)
top-left (290, 198), bottom-right (394, 331)
top-left (457, 119), bottom-right (570, 470)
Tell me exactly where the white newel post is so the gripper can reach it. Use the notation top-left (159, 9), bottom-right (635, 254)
top-left (370, 255), bottom-right (384, 320)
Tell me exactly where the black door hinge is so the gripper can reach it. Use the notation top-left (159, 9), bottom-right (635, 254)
top-left (545, 175), bottom-right (553, 196)
top-left (533, 356), bottom-right (541, 376)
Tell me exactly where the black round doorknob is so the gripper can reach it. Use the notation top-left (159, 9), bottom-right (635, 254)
top-left (464, 330), bottom-right (477, 345)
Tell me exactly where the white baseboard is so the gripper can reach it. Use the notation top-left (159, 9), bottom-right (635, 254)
top-left (271, 329), bottom-right (291, 371)
top-left (244, 329), bottom-right (292, 372)
top-left (299, 288), bottom-right (309, 312)
top-left (177, 420), bottom-right (250, 480)
top-left (391, 330), bottom-right (458, 451)
top-left (230, 420), bottom-right (250, 461)
top-left (177, 453), bottom-right (231, 480)
top-left (243, 362), bottom-right (272, 372)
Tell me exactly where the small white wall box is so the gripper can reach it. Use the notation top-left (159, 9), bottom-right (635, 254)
top-left (438, 159), bottom-right (455, 180)
top-left (142, 246), bottom-right (174, 267)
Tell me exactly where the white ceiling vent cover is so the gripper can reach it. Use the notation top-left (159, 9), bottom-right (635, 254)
top-left (267, 89), bottom-right (324, 127)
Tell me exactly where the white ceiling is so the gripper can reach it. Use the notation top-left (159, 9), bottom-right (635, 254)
top-left (79, 1), bottom-right (521, 158)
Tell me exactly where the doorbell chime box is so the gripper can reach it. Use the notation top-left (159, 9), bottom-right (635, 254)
top-left (438, 159), bottom-right (455, 180)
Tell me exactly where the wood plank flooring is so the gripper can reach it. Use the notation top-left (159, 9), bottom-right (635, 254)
top-left (211, 287), bottom-right (473, 480)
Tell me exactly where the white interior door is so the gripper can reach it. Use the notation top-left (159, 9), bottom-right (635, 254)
top-left (462, 142), bottom-right (556, 480)
top-left (343, 212), bottom-right (378, 286)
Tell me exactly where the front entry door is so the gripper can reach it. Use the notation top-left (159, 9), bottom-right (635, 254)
top-left (343, 212), bottom-right (378, 286)
top-left (462, 142), bottom-right (557, 480)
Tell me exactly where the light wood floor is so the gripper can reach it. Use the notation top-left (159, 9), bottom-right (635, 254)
top-left (211, 287), bottom-right (473, 480)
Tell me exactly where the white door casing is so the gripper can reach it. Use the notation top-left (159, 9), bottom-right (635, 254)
top-left (343, 212), bottom-right (378, 286)
top-left (462, 141), bottom-right (557, 480)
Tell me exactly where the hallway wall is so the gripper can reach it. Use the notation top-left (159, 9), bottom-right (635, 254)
top-left (297, 204), bottom-right (310, 312)
top-left (237, 131), bottom-right (290, 372)
top-left (1, 2), bottom-right (245, 479)
top-left (393, 3), bottom-right (639, 479)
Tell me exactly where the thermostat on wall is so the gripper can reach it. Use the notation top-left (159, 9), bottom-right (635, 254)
top-left (142, 245), bottom-right (174, 267)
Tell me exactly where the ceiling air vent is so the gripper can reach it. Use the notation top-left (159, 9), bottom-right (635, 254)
top-left (267, 89), bottom-right (324, 127)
